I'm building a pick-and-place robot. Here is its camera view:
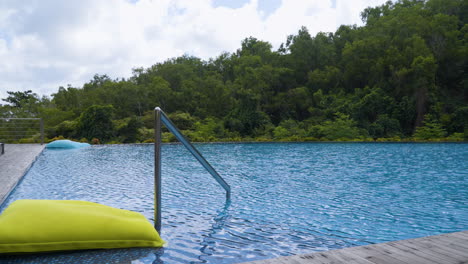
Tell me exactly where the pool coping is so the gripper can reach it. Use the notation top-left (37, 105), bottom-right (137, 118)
top-left (241, 230), bottom-right (468, 264)
top-left (0, 144), bottom-right (45, 206)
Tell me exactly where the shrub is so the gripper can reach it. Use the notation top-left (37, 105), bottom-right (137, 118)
top-left (115, 116), bottom-right (143, 143)
top-left (47, 136), bottom-right (66, 143)
top-left (254, 137), bottom-right (271, 142)
top-left (273, 126), bottom-right (289, 139)
top-left (314, 113), bottom-right (362, 140)
top-left (18, 138), bottom-right (36, 143)
top-left (413, 114), bottom-right (446, 140)
top-left (162, 132), bottom-right (176, 143)
top-left (303, 137), bottom-right (320, 141)
top-left (446, 133), bottom-right (464, 142)
top-left (54, 120), bottom-right (78, 139)
top-left (191, 118), bottom-right (226, 141)
top-left (137, 128), bottom-right (154, 142)
top-left (273, 120), bottom-right (306, 139)
top-left (368, 114), bottom-right (401, 138)
top-left (167, 112), bottom-right (197, 130)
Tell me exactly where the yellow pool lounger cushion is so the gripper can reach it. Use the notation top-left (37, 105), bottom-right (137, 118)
top-left (0, 199), bottom-right (164, 254)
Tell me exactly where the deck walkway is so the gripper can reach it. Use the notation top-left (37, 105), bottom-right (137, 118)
top-left (242, 231), bottom-right (468, 264)
top-left (0, 144), bottom-right (44, 205)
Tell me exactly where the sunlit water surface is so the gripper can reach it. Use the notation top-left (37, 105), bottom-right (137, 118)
top-left (1, 143), bottom-right (467, 263)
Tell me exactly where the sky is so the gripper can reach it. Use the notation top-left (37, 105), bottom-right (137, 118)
top-left (0, 0), bottom-right (389, 100)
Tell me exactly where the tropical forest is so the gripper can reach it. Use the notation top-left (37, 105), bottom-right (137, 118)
top-left (0, 0), bottom-right (467, 143)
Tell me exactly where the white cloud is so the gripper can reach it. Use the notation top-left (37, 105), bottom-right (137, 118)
top-left (0, 0), bottom-right (389, 100)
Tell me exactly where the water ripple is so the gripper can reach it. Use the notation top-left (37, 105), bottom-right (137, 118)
top-left (1, 143), bottom-right (467, 263)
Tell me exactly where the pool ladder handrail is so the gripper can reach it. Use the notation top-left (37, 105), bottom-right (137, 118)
top-left (154, 107), bottom-right (231, 232)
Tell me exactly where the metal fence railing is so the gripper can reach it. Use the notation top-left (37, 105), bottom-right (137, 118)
top-left (0, 118), bottom-right (44, 145)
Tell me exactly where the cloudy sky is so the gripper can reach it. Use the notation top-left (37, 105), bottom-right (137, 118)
top-left (0, 0), bottom-right (388, 100)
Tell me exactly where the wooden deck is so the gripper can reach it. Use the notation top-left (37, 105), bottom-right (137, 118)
top-left (0, 144), bottom-right (45, 205)
top-left (242, 231), bottom-right (468, 264)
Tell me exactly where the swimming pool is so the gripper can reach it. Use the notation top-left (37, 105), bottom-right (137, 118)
top-left (1, 143), bottom-right (467, 263)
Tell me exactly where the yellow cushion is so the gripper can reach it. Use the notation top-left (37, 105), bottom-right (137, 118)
top-left (0, 199), bottom-right (164, 253)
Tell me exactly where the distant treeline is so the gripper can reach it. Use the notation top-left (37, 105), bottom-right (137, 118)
top-left (1, 0), bottom-right (467, 143)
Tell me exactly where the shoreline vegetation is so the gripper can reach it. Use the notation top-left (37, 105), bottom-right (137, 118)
top-left (41, 133), bottom-right (468, 145)
top-left (1, 0), bottom-right (467, 144)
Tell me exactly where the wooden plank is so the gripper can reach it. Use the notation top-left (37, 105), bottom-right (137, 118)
top-left (241, 231), bottom-right (468, 264)
top-left (295, 252), bottom-right (344, 264)
top-left (421, 234), bottom-right (468, 250)
top-left (417, 235), bottom-right (468, 254)
top-left (428, 232), bottom-right (468, 244)
top-left (449, 231), bottom-right (468, 240)
top-left (387, 240), bottom-right (459, 264)
top-left (407, 238), bottom-right (466, 262)
top-left (326, 250), bottom-right (376, 264)
top-left (347, 245), bottom-right (409, 264)
top-left (404, 238), bottom-right (468, 261)
top-left (248, 256), bottom-right (306, 264)
top-left (370, 243), bottom-right (440, 264)
top-left (280, 257), bottom-right (309, 264)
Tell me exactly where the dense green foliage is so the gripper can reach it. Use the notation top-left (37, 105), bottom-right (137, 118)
top-left (1, 0), bottom-right (466, 143)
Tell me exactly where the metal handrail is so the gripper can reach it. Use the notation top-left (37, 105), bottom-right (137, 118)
top-left (154, 107), bottom-right (231, 232)
top-left (0, 118), bottom-right (44, 145)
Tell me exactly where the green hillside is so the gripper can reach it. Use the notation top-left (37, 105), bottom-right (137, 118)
top-left (1, 0), bottom-right (467, 143)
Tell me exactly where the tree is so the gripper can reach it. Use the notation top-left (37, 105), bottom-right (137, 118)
top-left (52, 86), bottom-right (84, 115)
top-left (3, 90), bottom-right (37, 108)
top-left (77, 105), bottom-right (115, 142)
top-left (2, 90), bottom-right (41, 117)
top-left (411, 55), bottom-right (438, 127)
top-left (2, 0), bottom-right (464, 142)
top-left (413, 114), bottom-right (446, 139)
top-left (352, 87), bottom-right (395, 126)
top-left (284, 26), bottom-right (314, 83)
top-left (369, 114), bottom-right (402, 138)
top-left (451, 107), bottom-right (468, 136)
top-left (115, 116), bottom-right (143, 143)
top-left (307, 66), bottom-right (341, 93)
top-left (237, 37), bottom-right (274, 64)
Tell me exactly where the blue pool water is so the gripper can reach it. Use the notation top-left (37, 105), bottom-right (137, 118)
top-left (1, 143), bottom-right (467, 263)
